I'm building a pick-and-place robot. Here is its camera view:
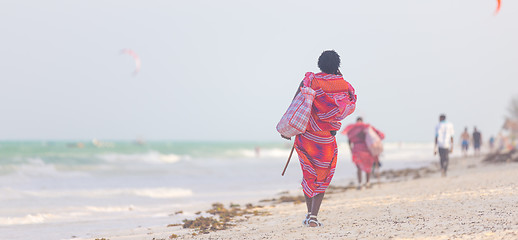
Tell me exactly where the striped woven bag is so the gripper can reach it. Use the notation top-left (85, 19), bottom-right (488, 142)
top-left (276, 73), bottom-right (316, 138)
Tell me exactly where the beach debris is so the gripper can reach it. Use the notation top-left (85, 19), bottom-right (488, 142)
top-left (245, 203), bottom-right (260, 209)
top-left (120, 48), bottom-right (141, 76)
top-left (483, 149), bottom-right (518, 163)
top-left (326, 184), bottom-right (358, 193)
top-left (325, 167), bottom-right (438, 194)
top-left (182, 216), bottom-right (228, 234)
top-left (278, 195), bottom-right (305, 204)
top-left (259, 195), bottom-right (305, 205)
top-left (259, 198), bottom-right (277, 202)
top-left (94, 238), bottom-right (109, 240)
top-left (167, 223), bottom-right (182, 227)
top-left (169, 234), bottom-right (178, 239)
top-left (379, 167), bottom-right (437, 180)
top-left (179, 202), bottom-right (268, 235)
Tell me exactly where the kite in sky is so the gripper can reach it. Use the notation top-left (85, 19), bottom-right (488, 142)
top-left (120, 49), bottom-right (141, 76)
top-left (495, 0), bottom-right (501, 15)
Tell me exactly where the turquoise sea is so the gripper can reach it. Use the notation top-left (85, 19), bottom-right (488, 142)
top-left (0, 140), bottom-right (439, 239)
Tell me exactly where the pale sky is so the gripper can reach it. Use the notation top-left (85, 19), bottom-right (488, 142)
top-left (1, 0), bottom-right (517, 142)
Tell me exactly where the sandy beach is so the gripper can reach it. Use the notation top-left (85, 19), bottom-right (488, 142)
top-left (3, 1), bottom-right (518, 240)
top-left (88, 155), bottom-right (518, 240)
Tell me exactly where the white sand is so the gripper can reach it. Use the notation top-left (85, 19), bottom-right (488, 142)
top-left (90, 157), bottom-right (518, 240)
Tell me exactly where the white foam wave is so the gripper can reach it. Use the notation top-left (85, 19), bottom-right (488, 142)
top-left (0, 203), bottom-right (180, 226)
top-left (222, 147), bottom-right (294, 159)
top-left (7, 158), bottom-right (86, 178)
top-left (222, 149), bottom-right (256, 158)
top-left (259, 148), bottom-right (293, 158)
top-left (99, 151), bottom-right (186, 164)
top-left (0, 213), bottom-right (58, 225)
top-left (16, 158), bottom-right (60, 177)
top-left (0, 207), bottom-right (130, 226)
top-left (84, 205), bottom-right (137, 213)
top-left (131, 188), bottom-right (193, 199)
top-left (8, 187), bottom-right (193, 199)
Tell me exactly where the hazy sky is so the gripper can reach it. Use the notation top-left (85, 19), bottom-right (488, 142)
top-left (1, 0), bottom-right (517, 142)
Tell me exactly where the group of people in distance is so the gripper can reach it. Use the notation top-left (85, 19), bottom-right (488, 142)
top-left (433, 113), bottom-right (488, 178)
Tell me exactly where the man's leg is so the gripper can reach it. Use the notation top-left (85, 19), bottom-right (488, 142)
top-left (308, 193), bottom-right (325, 227)
top-left (356, 165), bottom-right (362, 189)
top-left (365, 172), bottom-right (371, 188)
top-left (444, 149), bottom-right (449, 172)
top-left (303, 193), bottom-right (312, 225)
top-left (439, 148), bottom-right (449, 176)
top-left (304, 194), bottom-right (312, 214)
top-left (373, 162), bottom-right (380, 184)
top-left (310, 193), bottom-right (325, 217)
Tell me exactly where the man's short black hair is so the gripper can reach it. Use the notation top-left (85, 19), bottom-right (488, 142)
top-left (440, 114), bottom-right (446, 120)
top-left (357, 117), bottom-right (363, 122)
top-left (318, 50), bottom-right (341, 74)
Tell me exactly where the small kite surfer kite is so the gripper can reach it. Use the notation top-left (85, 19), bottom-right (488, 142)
top-left (120, 48), bottom-right (141, 76)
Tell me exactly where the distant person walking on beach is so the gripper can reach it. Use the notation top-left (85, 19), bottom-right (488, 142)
top-left (489, 136), bottom-right (495, 152)
top-left (434, 114), bottom-right (454, 177)
top-left (473, 127), bottom-right (482, 157)
top-left (342, 117), bottom-right (385, 189)
top-left (460, 127), bottom-right (470, 157)
top-left (288, 50), bottom-right (356, 227)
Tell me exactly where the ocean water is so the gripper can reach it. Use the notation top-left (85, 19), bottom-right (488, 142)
top-left (0, 140), bottom-right (442, 240)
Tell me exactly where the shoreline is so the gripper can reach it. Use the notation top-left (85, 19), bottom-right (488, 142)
top-left (0, 141), bottom-right (443, 240)
top-left (82, 153), bottom-right (518, 240)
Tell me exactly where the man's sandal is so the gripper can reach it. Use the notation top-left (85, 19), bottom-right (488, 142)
top-left (307, 215), bottom-right (323, 227)
top-left (302, 213), bottom-right (310, 226)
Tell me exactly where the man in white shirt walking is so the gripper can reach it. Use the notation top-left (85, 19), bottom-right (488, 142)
top-left (435, 114), bottom-right (454, 177)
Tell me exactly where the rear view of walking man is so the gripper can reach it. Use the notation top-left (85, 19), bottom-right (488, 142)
top-left (435, 114), bottom-right (454, 177)
top-left (472, 127), bottom-right (482, 157)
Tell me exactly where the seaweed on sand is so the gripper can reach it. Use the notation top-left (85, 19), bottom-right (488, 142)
top-left (182, 216), bottom-right (227, 234)
top-left (379, 167), bottom-right (437, 180)
top-left (326, 184), bottom-right (357, 193)
top-left (180, 202), bottom-right (268, 234)
top-left (483, 149), bottom-right (518, 163)
top-left (278, 195), bottom-right (305, 204)
top-left (259, 195), bottom-right (306, 205)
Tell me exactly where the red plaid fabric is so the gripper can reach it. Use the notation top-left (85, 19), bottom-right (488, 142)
top-left (276, 83), bottom-right (316, 138)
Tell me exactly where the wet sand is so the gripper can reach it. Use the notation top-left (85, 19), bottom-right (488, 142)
top-left (89, 156), bottom-right (518, 240)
